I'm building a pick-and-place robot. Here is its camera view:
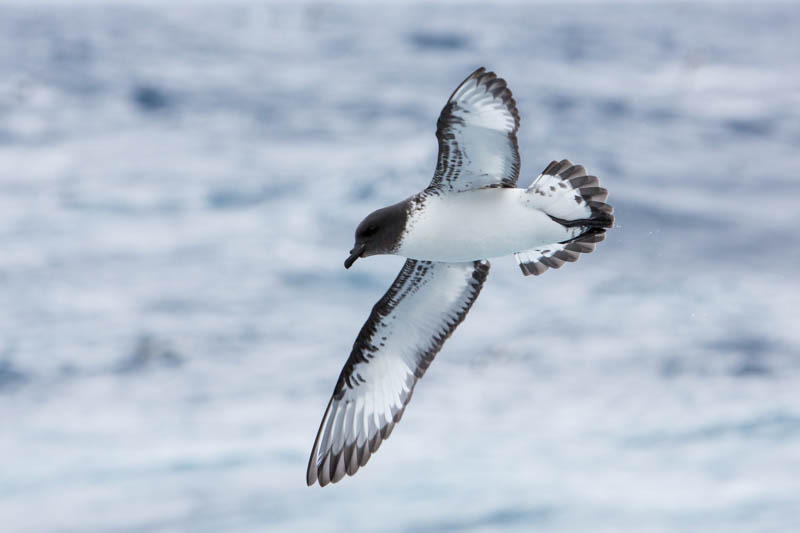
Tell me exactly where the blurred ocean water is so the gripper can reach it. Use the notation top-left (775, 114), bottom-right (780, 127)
top-left (1, 1), bottom-right (799, 531)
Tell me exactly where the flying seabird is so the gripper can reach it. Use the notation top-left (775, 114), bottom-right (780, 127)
top-left (307, 67), bottom-right (614, 486)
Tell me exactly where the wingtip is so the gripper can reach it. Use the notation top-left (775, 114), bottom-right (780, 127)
top-left (306, 396), bottom-right (335, 488)
top-left (306, 461), bottom-right (317, 486)
top-left (306, 452), bottom-right (320, 486)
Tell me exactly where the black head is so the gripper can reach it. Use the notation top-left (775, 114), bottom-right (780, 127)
top-left (344, 201), bottom-right (407, 269)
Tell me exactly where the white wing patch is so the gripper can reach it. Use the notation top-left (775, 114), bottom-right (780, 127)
top-left (307, 259), bottom-right (490, 486)
top-left (447, 70), bottom-right (518, 132)
top-left (427, 67), bottom-right (520, 193)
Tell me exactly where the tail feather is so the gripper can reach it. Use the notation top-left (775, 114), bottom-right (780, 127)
top-left (516, 160), bottom-right (613, 277)
top-left (515, 228), bottom-right (606, 276)
top-left (526, 159), bottom-right (614, 226)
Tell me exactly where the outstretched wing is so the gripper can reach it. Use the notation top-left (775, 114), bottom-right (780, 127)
top-left (307, 259), bottom-right (490, 486)
top-left (427, 67), bottom-right (521, 193)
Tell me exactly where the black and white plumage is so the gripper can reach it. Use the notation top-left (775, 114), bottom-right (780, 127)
top-left (308, 68), bottom-right (614, 486)
top-left (429, 68), bottom-right (520, 193)
top-left (306, 260), bottom-right (488, 486)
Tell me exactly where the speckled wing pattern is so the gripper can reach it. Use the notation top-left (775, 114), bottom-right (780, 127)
top-left (307, 259), bottom-right (490, 486)
top-left (427, 67), bottom-right (521, 193)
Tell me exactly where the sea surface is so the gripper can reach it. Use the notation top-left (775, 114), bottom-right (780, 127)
top-left (1, 1), bottom-right (799, 531)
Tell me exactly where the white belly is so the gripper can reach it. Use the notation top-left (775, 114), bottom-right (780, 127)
top-left (396, 189), bottom-right (575, 262)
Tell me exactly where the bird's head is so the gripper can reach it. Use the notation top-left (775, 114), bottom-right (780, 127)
top-left (344, 202), bottom-right (407, 269)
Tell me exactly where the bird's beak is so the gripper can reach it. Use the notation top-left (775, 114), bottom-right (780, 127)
top-left (344, 244), bottom-right (366, 269)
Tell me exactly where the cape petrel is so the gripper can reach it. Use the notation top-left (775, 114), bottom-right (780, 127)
top-left (307, 67), bottom-right (614, 486)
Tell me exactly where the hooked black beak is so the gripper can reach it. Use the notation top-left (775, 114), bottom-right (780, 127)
top-left (344, 244), bottom-right (366, 269)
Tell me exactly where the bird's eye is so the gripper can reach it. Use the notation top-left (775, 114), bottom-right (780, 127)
top-left (362, 224), bottom-right (378, 236)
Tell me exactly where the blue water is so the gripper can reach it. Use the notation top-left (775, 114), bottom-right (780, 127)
top-left (1, 1), bottom-right (799, 531)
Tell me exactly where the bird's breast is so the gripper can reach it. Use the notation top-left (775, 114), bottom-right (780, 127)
top-left (396, 189), bottom-right (568, 262)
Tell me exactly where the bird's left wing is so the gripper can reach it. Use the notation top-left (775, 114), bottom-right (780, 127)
top-left (307, 259), bottom-right (490, 486)
top-left (427, 67), bottom-right (521, 193)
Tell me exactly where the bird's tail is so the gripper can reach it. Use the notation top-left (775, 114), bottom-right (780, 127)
top-left (515, 160), bottom-right (613, 276)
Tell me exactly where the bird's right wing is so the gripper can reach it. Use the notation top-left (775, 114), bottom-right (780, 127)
top-left (427, 67), bottom-right (521, 193)
top-left (307, 259), bottom-right (490, 486)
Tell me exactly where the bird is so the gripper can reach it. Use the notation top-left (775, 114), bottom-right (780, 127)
top-left (307, 67), bottom-right (613, 486)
